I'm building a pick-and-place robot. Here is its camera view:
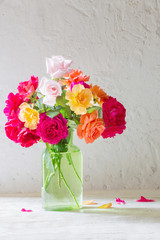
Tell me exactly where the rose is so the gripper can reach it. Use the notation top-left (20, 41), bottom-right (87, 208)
top-left (5, 117), bottom-right (40, 147)
top-left (18, 103), bottom-right (39, 130)
top-left (17, 76), bottom-right (38, 100)
top-left (39, 77), bottom-right (62, 106)
top-left (36, 113), bottom-right (68, 144)
top-left (46, 56), bottom-right (73, 78)
top-left (17, 128), bottom-right (40, 147)
top-left (101, 97), bottom-right (126, 138)
top-left (5, 119), bottom-right (22, 143)
top-left (64, 69), bottom-right (90, 88)
top-left (77, 110), bottom-right (104, 143)
top-left (70, 81), bottom-right (90, 91)
top-left (66, 84), bottom-right (93, 115)
top-left (90, 84), bottom-right (109, 107)
top-left (4, 92), bottom-right (23, 120)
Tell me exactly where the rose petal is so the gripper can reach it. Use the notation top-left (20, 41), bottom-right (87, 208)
top-left (83, 200), bottom-right (97, 205)
top-left (136, 196), bottom-right (154, 202)
top-left (98, 203), bottom-right (112, 209)
top-left (21, 208), bottom-right (33, 212)
top-left (116, 198), bottom-right (126, 204)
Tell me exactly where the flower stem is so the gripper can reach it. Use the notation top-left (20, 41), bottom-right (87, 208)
top-left (44, 172), bottom-right (54, 190)
top-left (60, 169), bottom-right (80, 208)
top-left (66, 153), bottom-right (82, 184)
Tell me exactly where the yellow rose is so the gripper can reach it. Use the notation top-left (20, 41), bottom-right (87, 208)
top-left (66, 84), bottom-right (93, 115)
top-left (18, 103), bottom-right (39, 130)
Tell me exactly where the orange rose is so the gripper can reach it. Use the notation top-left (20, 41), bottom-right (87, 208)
top-left (64, 69), bottom-right (90, 87)
top-left (77, 110), bottom-right (104, 143)
top-left (90, 84), bottom-right (109, 107)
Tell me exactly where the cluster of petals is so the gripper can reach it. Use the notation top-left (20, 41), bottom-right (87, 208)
top-left (66, 84), bottom-right (93, 115)
top-left (116, 198), bottom-right (126, 204)
top-left (77, 110), bottom-right (104, 143)
top-left (136, 196), bottom-right (154, 202)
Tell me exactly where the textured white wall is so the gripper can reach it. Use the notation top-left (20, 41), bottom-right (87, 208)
top-left (0, 0), bottom-right (160, 193)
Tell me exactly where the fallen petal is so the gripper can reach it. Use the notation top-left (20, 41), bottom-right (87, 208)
top-left (98, 203), bottom-right (112, 209)
top-left (21, 208), bottom-right (33, 212)
top-left (116, 198), bottom-right (126, 204)
top-left (136, 196), bottom-right (154, 202)
top-left (83, 200), bottom-right (97, 205)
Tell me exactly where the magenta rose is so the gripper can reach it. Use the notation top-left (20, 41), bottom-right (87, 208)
top-left (17, 75), bottom-right (38, 100)
top-left (17, 128), bottom-right (40, 147)
top-left (36, 113), bottom-right (68, 144)
top-left (4, 92), bottom-right (23, 120)
top-left (70, 81), bottom-right (90, 91)
top-left (101, 97), bottom-right (126, 138)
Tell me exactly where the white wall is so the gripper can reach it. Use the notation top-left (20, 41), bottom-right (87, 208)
top-left (0, 0), bottom-right (160, 193)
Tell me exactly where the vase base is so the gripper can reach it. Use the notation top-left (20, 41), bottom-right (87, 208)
top-left (43, 205), bottom-right (82, 211)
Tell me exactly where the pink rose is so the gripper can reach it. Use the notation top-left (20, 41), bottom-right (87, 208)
top-left (46, 56), bottom-right (73, 78)
top-left (17, 128), bottom-right (40, 147)
top-left (102, 97), bottom-right (126, 138)
top-left (36, 113), bottom-right (68, 144)
top-left (17, 76), bottom-right (38, 100)
top-left (4, 92), bottom-right (23, 120)
top-left (39, 77), bottom-right (62, 106)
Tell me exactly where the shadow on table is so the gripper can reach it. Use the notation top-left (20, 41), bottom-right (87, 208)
top-left (70, 207), bottom-right (160, 222)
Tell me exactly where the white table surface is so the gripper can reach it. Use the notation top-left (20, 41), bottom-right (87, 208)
top-left (0, 190), bottom-right (160, 240)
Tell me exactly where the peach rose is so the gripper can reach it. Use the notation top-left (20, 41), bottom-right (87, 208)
top-left (77, 110), bottom-right (104, 143)
top-left (18, 103), bottom-right (39, 130)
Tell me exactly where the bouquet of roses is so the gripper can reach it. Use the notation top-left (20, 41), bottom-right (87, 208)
top-left (4, 56), bottom-right (126, 148)
top-left (4, 55), bottom-right (126, 210)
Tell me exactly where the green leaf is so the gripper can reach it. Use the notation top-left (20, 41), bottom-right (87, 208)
top-left (87, 106), bottom-right (103, 118)
top-left (67, 119), bottom-right (77, 129)
top-left (43, 148), bottom-right (54, 173)
top-left (56, 96), bottom-right (65, 107)
top-left (34, 98), bottom-right (44, 110)
top-left (46, 110), bottom-right (59, 118)
top-left (87, 106), bottom-right (100, 113)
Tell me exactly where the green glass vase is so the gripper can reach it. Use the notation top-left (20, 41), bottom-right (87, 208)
top-left (41, 130), bottom-right (83, 211)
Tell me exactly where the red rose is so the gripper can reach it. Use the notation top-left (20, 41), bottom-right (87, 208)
top-left (102, 97), bottom-right (126, 138)
top-left (5, 119), bottom-right (22, 143)
top-left (36, 113), bottom-right (68, 144)
top-left (17, 128), bottom-right (40, 147)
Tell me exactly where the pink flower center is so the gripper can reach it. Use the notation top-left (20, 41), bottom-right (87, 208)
top-left (47, 85), bottom-right (58, 95)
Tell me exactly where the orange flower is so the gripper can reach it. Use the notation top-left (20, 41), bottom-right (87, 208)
top-left (90, 84), bottom-right (109, 107)
top-left (77, 110), bottom-right (104, 143)
top-left (18, 103), bottom-right (39, 130)
top-left (66, 84), bottom-right (93, 115)
top-left (64, 69), bottom-right (90, 87)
